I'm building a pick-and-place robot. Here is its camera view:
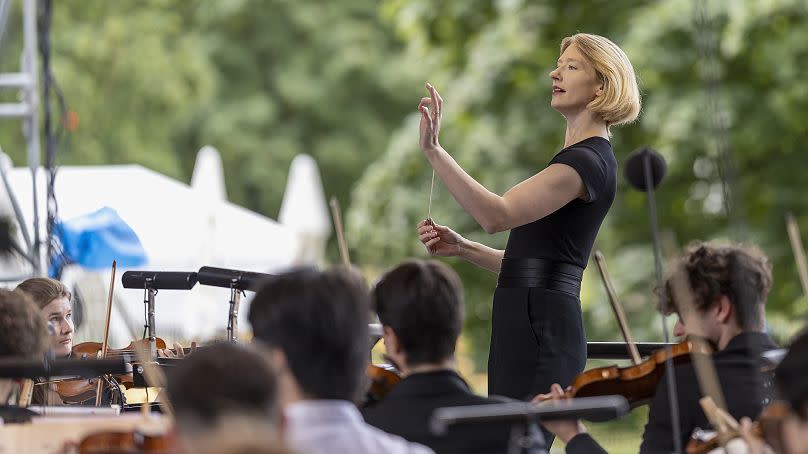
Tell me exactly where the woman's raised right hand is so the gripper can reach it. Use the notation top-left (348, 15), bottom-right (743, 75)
top-left (417, 219), bottom-right (463, 257)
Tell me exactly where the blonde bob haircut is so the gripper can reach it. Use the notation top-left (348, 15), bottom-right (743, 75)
top-left (560, 33), bottom-right (641, 130)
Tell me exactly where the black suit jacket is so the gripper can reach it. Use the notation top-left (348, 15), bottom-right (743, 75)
top-left (566, 332), bottom-right (778, 454)
top-left (362, 370), bottom-right (512, 454)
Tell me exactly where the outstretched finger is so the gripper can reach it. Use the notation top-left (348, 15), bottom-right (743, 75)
top-left (426, 83), bottom-right (438, 114)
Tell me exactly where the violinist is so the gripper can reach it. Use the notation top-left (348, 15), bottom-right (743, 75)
top-left (15, 276), bottom-right (125, 406)
top-left (362, 260), bottom-right (511, 454)
top-left (537, 242), bottom-right (778, 453)
top-left (0, 289), bottom-right (47, 423)
top-left (248, 267), bottom-right (434, 454)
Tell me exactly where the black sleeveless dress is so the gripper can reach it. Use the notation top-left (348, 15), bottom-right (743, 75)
top-left (487, 136), bottom-right (616, 401)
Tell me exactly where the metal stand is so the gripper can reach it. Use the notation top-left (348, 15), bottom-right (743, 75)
top-left (142, 284), bottom-right (157, 359)
top-left (226, 282), bottom-right (243, 343)
top-left (507, 419), bottom-right (547, 454)
top-left (642, 152), bottom-right (682, 454)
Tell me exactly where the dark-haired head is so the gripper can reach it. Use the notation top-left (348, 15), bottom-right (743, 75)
top-left (660, 242), bottom-right (771, 347)
top-left (372, 259), bottom-right (464, 370)
top-left (166, 342), bottom-right (279, 434)
top-left (248, 267), bottom-right (369, 401)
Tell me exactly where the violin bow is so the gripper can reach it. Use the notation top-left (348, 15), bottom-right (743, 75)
top-left (329, 196), bottom-right (351, 268)
top-left (785, 213), bottom-right (808, 304)
top-left (95, 260), bottom-right (117, 406)
top-left (668, 270), bottom-right (728, 412)
top-left (593, 251), bottom-right (642, 365)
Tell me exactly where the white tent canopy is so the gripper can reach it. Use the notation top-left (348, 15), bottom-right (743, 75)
top-left (0, 152), bottom-right (330, 345)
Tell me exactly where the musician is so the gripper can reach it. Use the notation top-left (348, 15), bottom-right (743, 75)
top-left (248, 267), bottom-right (434, 454)
top-left (538, 242), bottom-right (778, 453)
top-left (362, 259), bottom-right (511, 454)
top-left (0, 289), bottom-right (47, 423)
top-left (15, 276), bottom-right (126, 406)
top-left (772, 328), bottom-right (808, 454)
top-left (415, 34), bottom-right (640, 422)
top-left (164, 342), bottom-right (283, 452)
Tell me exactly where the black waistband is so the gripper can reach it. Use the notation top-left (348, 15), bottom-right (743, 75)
top-left (497, 258), bottom-right (584, 296)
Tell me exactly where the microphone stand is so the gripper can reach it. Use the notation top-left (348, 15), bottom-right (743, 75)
top-left (226, 280), bottom-right (244, 343)
top-left (641, 150), bottom-right (683, 454)
top-left (142, 280), bottom-right (157, 359)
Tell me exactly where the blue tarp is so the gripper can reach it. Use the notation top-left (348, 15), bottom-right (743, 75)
top-left (50, 207), bottom-right (147, 277)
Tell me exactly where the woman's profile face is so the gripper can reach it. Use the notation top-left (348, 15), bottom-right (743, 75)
top-left (41, 296), bottom-right (74, 357)
top-left (549, 43), bottom-right (603, 117)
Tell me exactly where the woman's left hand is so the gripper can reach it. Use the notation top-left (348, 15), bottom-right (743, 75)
top-left (418, 82), bottom-right (443, 153)
top-left (532, 383), bottom-right (587, 444)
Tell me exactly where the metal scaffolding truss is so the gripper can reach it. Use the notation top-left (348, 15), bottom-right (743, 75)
top-left (0, 0), bottom-right (43, 276)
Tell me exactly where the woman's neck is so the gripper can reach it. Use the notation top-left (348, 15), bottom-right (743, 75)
top-left (563, 110), bottom-right (608, 148)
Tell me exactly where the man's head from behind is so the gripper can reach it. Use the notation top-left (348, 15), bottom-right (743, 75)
top-left (248, 267), bottom-right (369, 403)
top-left (372, 259), bottom-right (464, 373)
top-left (165, 342), bottom-right (279, 436)
top-left (662, 242), bottom-right (771, 349)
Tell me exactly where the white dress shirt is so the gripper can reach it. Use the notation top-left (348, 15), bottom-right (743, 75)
top-left (284, 400), bottom-right (434, 454)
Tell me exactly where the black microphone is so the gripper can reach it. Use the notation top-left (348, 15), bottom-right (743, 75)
top-left (624, 146), bottom-right (666, 191)
top-left (430, 395), bottom-right (629, 436)
top-left (121, 271), bottom-right (198, 290)
top-left (197, 266), bottom-right (272, 291)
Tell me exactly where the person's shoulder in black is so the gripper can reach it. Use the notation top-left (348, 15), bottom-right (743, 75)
top-left (364, 260), bottom-right (511, 454)
top-left (639, 332), bottom-right (778, 453)
top-left (363, 370), bottom-right (511, 454)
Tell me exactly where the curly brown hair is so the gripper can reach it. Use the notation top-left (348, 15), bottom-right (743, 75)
top-left (0, 289), bottom-right (47, 357)
top-left (15, 277), bottom-right (71, 310)
top-left (661, 242), bottom-right (771, 331)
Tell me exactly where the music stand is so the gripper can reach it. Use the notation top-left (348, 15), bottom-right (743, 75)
top-left (430, 395), bottom-right (629, 454)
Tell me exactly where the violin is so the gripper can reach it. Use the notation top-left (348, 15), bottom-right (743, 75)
top-left (365, 364), bottom-right (401, 406)
top-left (553, 252), bottom-right (712, 410)
top-left (52, 338), bottom-right (168, 405)
top-left (76, 429), bottom-right (176, 454)
top-left (568, 338), bottom-right (712, 408)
